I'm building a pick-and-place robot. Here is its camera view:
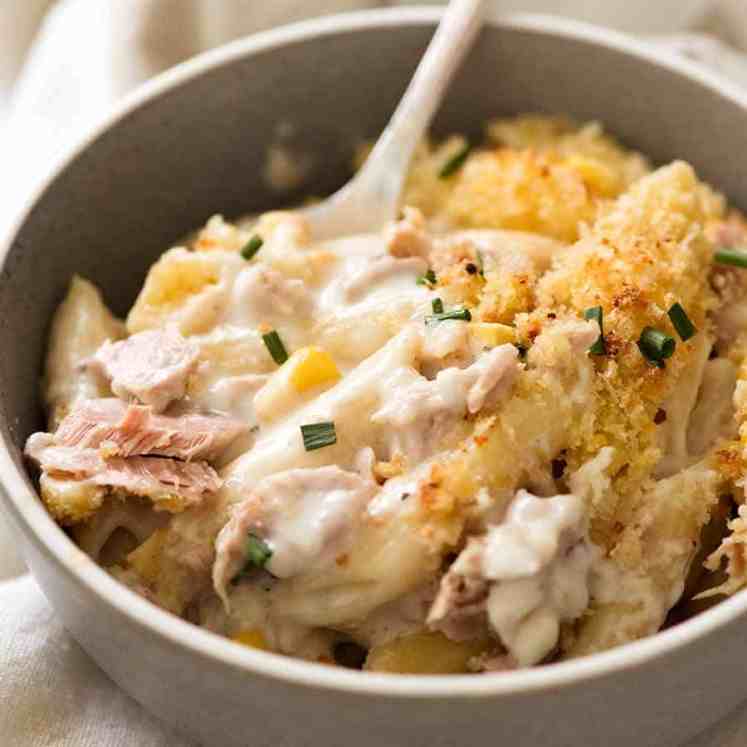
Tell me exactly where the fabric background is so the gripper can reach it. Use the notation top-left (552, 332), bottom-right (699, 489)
top-left (2, 1), bottom-right (747, 744)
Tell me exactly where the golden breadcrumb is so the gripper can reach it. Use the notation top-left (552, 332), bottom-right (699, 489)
top-left (37, 114), bottom-right (747, 665)
top-left (401, 115), bottom-right (649, 242)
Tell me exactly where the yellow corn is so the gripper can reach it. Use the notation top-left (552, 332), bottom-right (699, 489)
top-left (470, 322), bottom-right (516, 348)
top-left (289, 346), bottom-right (341, 393)
top-left (231, 629), bottom-right (270, 651)
top-left (564, 155), bottom-right (618, 196)
top-left (365, 631), bottom-right (489, 674)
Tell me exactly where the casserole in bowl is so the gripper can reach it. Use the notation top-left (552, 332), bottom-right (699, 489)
top-left (3, 9), bottom-right (747, 746)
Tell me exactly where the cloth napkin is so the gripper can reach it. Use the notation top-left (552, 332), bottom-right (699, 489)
top-left (2, 2), bottom-right (747, 745)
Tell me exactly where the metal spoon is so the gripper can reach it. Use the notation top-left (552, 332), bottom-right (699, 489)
top-left (302, 0), bottom-right (485, 240)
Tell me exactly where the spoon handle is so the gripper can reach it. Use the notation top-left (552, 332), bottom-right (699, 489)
top-left (305, 0), bottom-right (485, 239)
top-left (369, 0), bottom-right (485, 185)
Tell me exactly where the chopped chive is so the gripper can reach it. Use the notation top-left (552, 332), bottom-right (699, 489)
top-left (416, 269), bottom-right (436, 286)
top-left (240, 234), bottom-right (264, 260)
top-left (668, 302), bottom-right (697, 342)
top-left (476, 250), bottom-right (485, 277)
top-left (515, 344), bottom-right (528, 360)
top-left (438, 143), bottom-right (471, 179)
top-left (262, 330), bottom-right (288, 365)
top-left (244, 533), bottom-right (272, 569)
top-left (715, 246), bottom-right (747, 268)
top-left (584, 306), bottom-right (606, 355)
top-left (426, 307), bottom-right (472, 325)
top-left (301, 421), bottom-right (337, 451)
top-left (432, 298), bottom-right (444, 314)
top-left (637, 326), bottom-right (676, 367)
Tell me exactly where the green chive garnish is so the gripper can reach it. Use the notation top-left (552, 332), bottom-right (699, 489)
top-left (432, 298), bottom-right (444, 314)
top-left (245, 533), bottom-right (272, 569)
top-left (476, 250), bottom-right (485, 277)
top-left (584, 306), bottom-right (606, 355)
top-left (668, 302), bottom-right (696, 342)
top-left (262, 330), bottom-right (288, 365)
top-left (416, 269), bottom-right (436, 286)
top-left (301, 422), bottom-right (337, 451)
top-left (240, 234), bottom-right (264, 260)
top-left (438, 143), bottom-right (470, 179)
top-left (637, 327), bottom-right (676, 367)
top-left (715, 247), bottom-right (747, 268)
top-left (426, 307), bottom-right (472, 325)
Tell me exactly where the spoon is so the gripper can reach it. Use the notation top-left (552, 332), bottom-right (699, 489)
top-left (302, 0), bottom-right (485, 240)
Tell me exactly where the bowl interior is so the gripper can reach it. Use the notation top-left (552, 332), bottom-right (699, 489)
top-left (2, 12), bottom-right (747, 589)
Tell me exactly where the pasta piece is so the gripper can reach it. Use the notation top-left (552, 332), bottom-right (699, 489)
top-left (567, 462), bottom-right (720, 657)
top-left (72, 498), bottom-right (168, 564)
top-left (687, 358), bottom-right (737, 457)
top-left (194, 214), bottom-right (253, 253)
top-left (654, 333), bottom-right (711, 477)
top-left (127, 248), bottom-right (243, 335)
top-left (43, 276), bottom-right (124, 429)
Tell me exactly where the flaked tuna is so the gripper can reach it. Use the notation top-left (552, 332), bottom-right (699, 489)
top-left (92, 327), bottom-right (200, 412)
top-left (55, 398), bottom-right (246, 462)
top-left (385, 207), bottom-right (433, 260)
top-left (25, 432), bottom-right (221, 509)
top-left (427, 490), bottom-right (594, 667)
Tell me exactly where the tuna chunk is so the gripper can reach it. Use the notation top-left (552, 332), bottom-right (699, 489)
top-left (432, 229), bottom-right (565, 276)
top-left (427, 571), bottom-right (490, 643)
top-left (55, 398), bottom-right (246, 462)
top-left (25, 432), bottom-right (221, 510)
top-left (446, 344), bottom-right (520, 414)
top-left (371, 366), bottom-right (457, 462)
top-left (228, 265), bottom-right (313, 324)
top-left (428, 490), bottom-right (595, 667)
top-left (421, 320), bottom-right (471, 373)
top-left (527, 319), bottom-right (599, 367)
top-left (92, 328), bottom-right (200, 412)
top-left (213, 466), bottom-right (376, 606)
top-left (372, 344), bottom-right (519, 461)
top-left (385, 206), bottom-right (433, 260)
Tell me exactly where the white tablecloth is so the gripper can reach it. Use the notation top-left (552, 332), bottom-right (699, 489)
top-left (2, 2), bottom-right (747, 744)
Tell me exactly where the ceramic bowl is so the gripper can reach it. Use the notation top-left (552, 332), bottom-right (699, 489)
top-left (2, 10), bottom-right (747, 746)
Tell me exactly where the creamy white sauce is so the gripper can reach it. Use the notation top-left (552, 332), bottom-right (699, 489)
top-left (317, 235), bottom-right (433, 321)
top-left (189, 224), bottom-right (596, 646)
top-left (431, 490), bottom-right (597, 667)
top-left (257, 467), bottom-right (376, 578)
top-left (483, 491), bottom-right (596, 666)
top-left (56, 207), bottom-right (619, 665)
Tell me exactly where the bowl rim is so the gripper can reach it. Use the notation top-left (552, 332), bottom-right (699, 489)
top-left (3, 6), bottom-right (747, 699)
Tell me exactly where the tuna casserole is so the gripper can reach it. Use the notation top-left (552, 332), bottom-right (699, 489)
top-left (25, 115), bottom-right (747, 673)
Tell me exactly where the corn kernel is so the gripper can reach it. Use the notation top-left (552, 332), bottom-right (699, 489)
top-left (470, 322), bottom-right (516, 347)
top-left (365, 631), bottom-right (489, 674)
top-left (232, 629), bottom-right (270, 651)
top-left (289, 346), bottom-right (341, 393)
top-left (564, 155), bottom-right (618, 196)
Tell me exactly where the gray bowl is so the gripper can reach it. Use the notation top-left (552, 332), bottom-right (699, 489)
top-left (2, 9), bottom-right (747, 747)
